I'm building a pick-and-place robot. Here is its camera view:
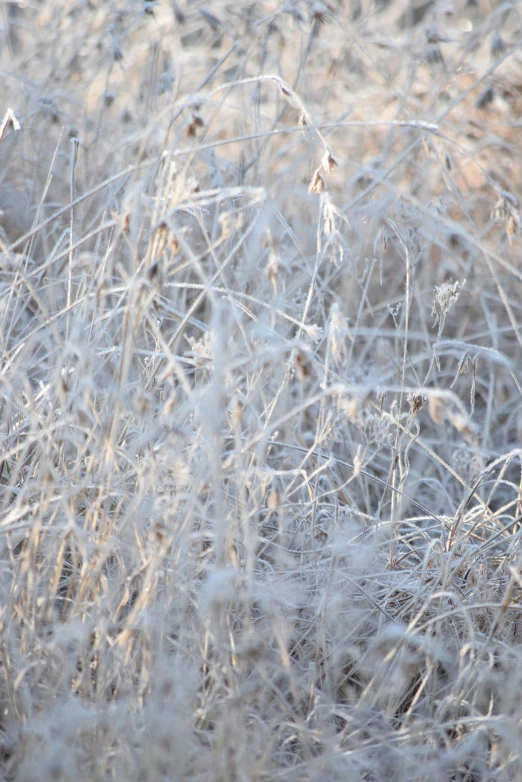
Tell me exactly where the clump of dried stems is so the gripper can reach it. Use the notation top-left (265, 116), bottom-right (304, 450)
top-left (1, 0), bottom-right (522, 779)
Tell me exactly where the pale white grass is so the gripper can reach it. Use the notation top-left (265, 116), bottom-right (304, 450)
top-left (0, 1), bottom-right (522, 780)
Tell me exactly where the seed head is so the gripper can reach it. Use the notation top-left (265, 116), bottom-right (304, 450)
top-left (432, 278), bottom-right (466, 330)
top-left (428, 392), bottom-right (446, 424)
top-left (408, 393), bottom-right (426, 416)
top-left (507, 212), bottom-right (519, 242)
top-left (294, 349), bottom-right (311, 381)
top-left (322, 151), bottom-right (338, 173)
top-left (309, 168), bottom-right (325, 194)
top-left (267, 488), bottom-right (280, 511)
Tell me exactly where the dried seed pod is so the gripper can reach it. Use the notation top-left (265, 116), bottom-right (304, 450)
top-left (408, 393), bottom-right (426, 416)
top-left (322, 151), bottom-right (338, 173)
top-left (449, 413), bottom-right (476, 440)
top-left (151, 220), bottom-right (169, 257)
top-left (267, 488), bottom-right (280, 511)
top-left (186, 114), bottom-right (204, 138)
top-left (322, 198), bottom-right (336, 235)
top-left (507, 212), bottom-right (519, 241)
top-left (294, 349), bottom-right (311, 381)
top-left (491, 192), bottom-right (520, 240)
top-left (309, 168), bottom-right (325, 193)
top-left (428, 393), bottom-right (445, 424)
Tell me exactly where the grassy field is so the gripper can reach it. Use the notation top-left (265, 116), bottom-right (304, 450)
top-left (1, 0), bottom-right (522, 779)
